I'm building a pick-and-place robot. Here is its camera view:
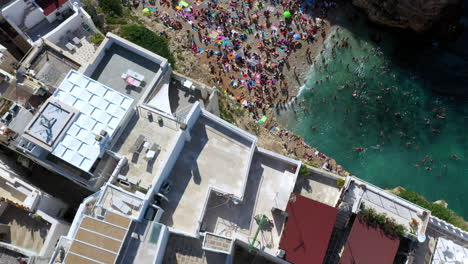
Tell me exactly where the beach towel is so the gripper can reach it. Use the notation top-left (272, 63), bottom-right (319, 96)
top-left (258, 116), bottom-right (267, 124)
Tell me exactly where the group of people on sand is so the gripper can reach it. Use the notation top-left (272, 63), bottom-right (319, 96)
top-left (146, 0), bottom-right (345, 172)
top-left (151, 0), bottom-right (337, 109)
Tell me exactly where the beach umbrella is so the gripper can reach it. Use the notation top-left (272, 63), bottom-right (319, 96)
top-left (142, 8), bottom-right (151, 16)
top-left (293, 33), bottom-right (301, 40)
top-left (180, 1), bottom-right (189, 7)
top-left (283, 11), bottom-right (291, 18)
top-left (258, 116), bottom-right (267, 124)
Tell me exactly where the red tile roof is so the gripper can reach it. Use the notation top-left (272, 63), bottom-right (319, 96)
top-left (35, 0), bottom-right (69, 16)
top-left (340, 216), bottom-right (400, 264)
top-left (279, 193), bottom-right (337, 264)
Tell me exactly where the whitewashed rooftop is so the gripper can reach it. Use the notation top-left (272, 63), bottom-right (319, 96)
top-left (51, 71), bottom-right (133, 171)
top-left (345, 177), bottom-right (430, 236)
top-left (22, 97), bottom-right (78, 151)
top-left (432, 237), bottom-right (468, 264)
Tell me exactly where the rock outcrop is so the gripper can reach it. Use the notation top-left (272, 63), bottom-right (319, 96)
top-left (351, 0), bottom-right (461, 32)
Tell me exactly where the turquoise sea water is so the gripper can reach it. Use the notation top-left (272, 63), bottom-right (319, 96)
top-left (277, 19), bottom-right (468, 218)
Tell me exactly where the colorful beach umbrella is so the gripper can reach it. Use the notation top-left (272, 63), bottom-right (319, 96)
top-left (142, 8), bottom-right (150, 16)
top-left (293, 33), bottom-right (301, 40)
top-left (283, 11), bottom-right (291, 18)
top-left (180, 1), bottom-right (189, 7)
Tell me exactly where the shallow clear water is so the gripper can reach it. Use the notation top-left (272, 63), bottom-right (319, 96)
top-left (277, 22), bottom-right (468, 218)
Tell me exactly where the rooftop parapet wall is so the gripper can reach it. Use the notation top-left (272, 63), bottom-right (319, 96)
top-left (1, 0), bottom-right (79, 46)
top-left (159, 109), bottom-right (255, 234)
top-left (347, 177), bottom-right (431, 237)
top-left (37, 210), bottom-right (70, 257)
top-left (429, 216), bottom-right (468, 247)
top-left (0, 166), bottom-right (41, 210)
top-left (84, 33), bottom-right (168, 77)
top-left (200, 108), bottom-right (256, 201)
top-left (44, 7), bottom-right (82, 44)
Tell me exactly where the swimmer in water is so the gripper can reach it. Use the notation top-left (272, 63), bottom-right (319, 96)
top-left (355, 147), bottom-right (365, 152)
top-left (371, 144), bottom-right (381, 151)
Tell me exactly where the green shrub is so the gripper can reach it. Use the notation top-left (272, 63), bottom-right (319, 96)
top-left (336, 178), bottom-right (345, 189)
top-left (90, 33), bottom-right (105, 45)
top-left (119, 25), bottom-right (176, 67)
top-left (299, 165), bottom-right (309, 176)
top-left (305, 160), bottom-right (322, 168)
top-left (98, 0), bottom-right (122, 16)
top-left (219, 102), bottom-right (235, 124)
top-left (31, 213), bottom-right (44, 222)
top-left (82, 0), bottom-right (103, 28)
top-left (176, 55), bottom-right (185, 61)
top-left (360, 203), bottom-right (407, 238)
top-left (105, 15), bottom-right (127, 24)
top-left (0, 100), bottom-right (13, 116)
top-left (396, 189), bottom-right (468, 231)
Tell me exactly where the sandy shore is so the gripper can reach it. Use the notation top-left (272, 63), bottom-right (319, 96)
top-left (129, 0), bottom-right (350, 175)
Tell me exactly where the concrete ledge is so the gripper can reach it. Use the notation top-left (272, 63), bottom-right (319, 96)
top-left (304, 164), bottom-right (344, 181)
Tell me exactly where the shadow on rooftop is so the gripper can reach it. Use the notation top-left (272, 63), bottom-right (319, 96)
top-left (159, 122), bottom-right (208, 227)
top-left (294, 171), bottom-right (337, 194)
top-left (112, 111), bottom-right (138, 153)
top-left (162, 233), bottom-right (226, 263)
top-left (0, 204), bottom-right (49, 252)
top-left (169, 80), bottom-right (205, 114)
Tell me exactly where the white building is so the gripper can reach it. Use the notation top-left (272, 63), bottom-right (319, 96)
top-left (0, 164), bottom-right (70, 259)
top-left (42, 31), bottom-right (303, 264)
top-left (16, 70), bottom-right (135, 190)
top-left (0, 0), bottom-right (97, 47)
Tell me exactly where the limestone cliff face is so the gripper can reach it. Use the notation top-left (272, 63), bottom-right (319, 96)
top-left (351, 0), bottom-right (461, 32)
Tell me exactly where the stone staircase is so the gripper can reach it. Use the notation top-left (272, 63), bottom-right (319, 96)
top-left (334, 202), bottom-right (353, 230)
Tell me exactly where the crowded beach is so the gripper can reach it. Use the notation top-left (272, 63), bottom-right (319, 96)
top-left (132, 0), bottom-right (346, 174)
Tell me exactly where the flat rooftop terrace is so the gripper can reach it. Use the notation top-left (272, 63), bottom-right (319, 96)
top-left (201, 151), bottom-right (298, 251)
top-left (0, 204), bottom-right (50, 253)
top-left (0, 80), bottom-right (46, 110)
top-left (0, 178), bottom-right (27, 205)
top-left (30, 47), bottom-right (80, 89)
top-left (345, 180), bottom-right (429, 235)
top-left (27, 18), bottom-right (64, 42)
top-left (168, 78), bottom-right (206, 113)
top-left (163, 233), bottom-right (227, 264)
top-left (160, 115), bottom-right (253, 234)
top-left (293, 169), bottom-right (341, 207)
top-left (112, 108), bottom-right (180, 194)
top-left (90, 43), bottom-right (160, 104)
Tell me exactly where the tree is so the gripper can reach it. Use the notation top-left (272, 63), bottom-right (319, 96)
top-left (119, 25), bottom-right (176, 67)
top-left (98, 0), bottom-right (122, 16)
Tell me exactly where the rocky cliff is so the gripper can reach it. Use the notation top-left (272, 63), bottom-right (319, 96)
top-left (351, 0), bottom-right (461, 32)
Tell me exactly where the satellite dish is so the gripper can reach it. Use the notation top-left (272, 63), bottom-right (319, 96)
top-left (417, 233), bottom-right (426, 243)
